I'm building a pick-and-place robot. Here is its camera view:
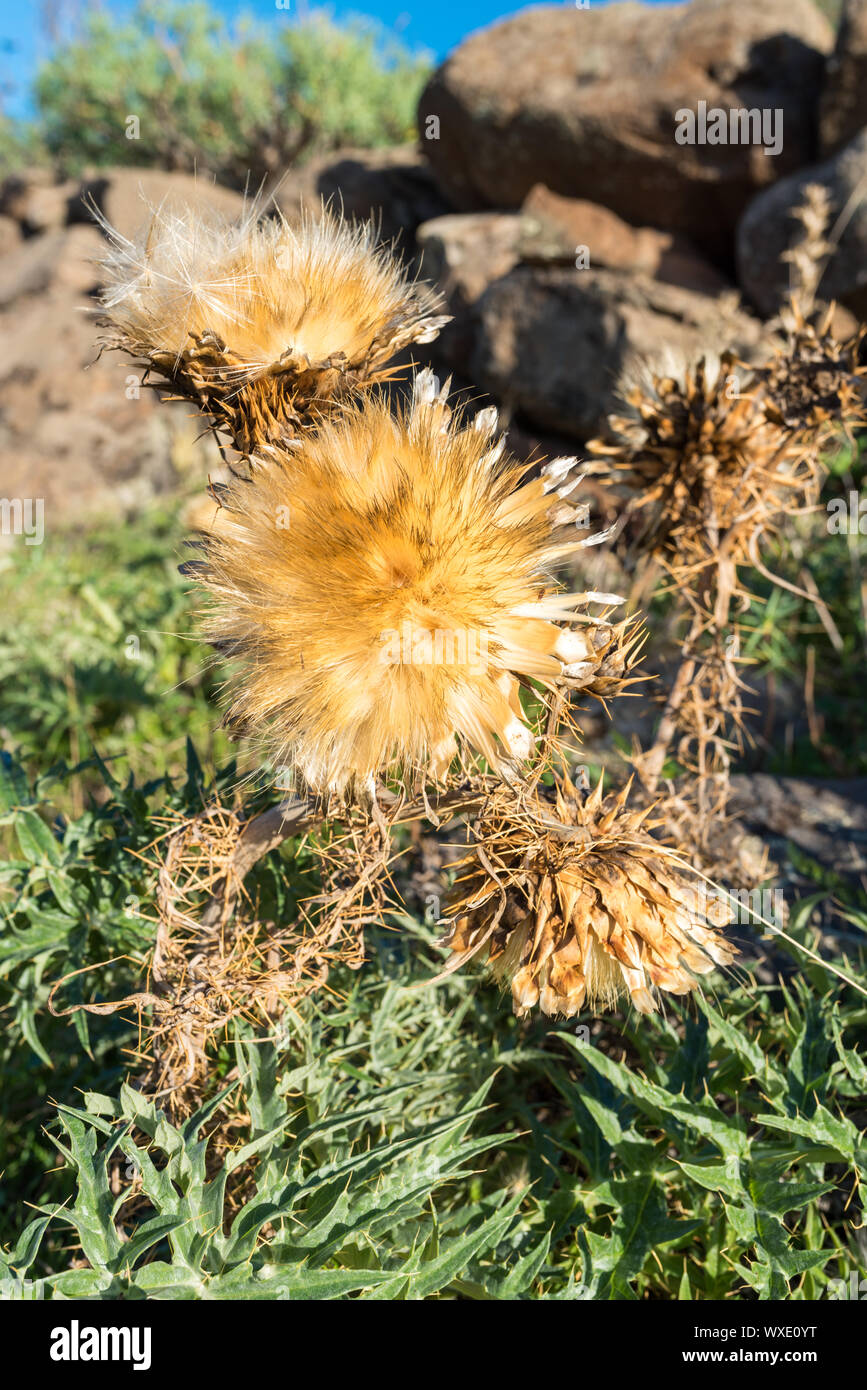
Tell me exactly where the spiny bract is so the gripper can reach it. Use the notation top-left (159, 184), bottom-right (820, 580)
top-left (196, 371), bottom-right (619, 795)
top-left (99, 198), bottom-right (448, 454)
top-left (442, 773), bottom-right (738, 1017)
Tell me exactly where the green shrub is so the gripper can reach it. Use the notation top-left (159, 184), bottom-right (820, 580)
top-left (33, 1), bottom-right (431, 183)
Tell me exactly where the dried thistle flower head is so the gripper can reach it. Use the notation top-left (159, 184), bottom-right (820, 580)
top-left (554, 613), bottom-right (646, 710)
top-left (442, 773), bottom-right (737, 1018)
top-left (195, 371), bottom-right (623, 796)
top-left (758, 300), bottom-right (866, 437)
top-left (587, 353), bottom-right (819, 580)
top-left (98, 199), bottom-right (449, 456)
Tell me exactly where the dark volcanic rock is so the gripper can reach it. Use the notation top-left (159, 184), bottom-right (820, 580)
top-left (470, 264), bottom-right (767, 440)
top-left (737, 128), bottom-right (867, 319)
top-left (418, 0), bottom-right (833, 262)
top-left (820, 0), bottom-right (867, 156)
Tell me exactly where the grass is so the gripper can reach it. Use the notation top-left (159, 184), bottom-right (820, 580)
top-left (0, 504), bottom-right (228, 808)
top-left (0, 497), bottom-right (865, 1299)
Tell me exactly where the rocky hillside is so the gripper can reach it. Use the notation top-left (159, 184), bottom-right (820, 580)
top-left (1, 0), bottom-right (865, 523)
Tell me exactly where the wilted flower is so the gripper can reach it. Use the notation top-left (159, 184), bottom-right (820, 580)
top-left (194, 371), bottom-right (627, 795)
top-left (587, 353), bottom-right (815, 578)
top-left (441, 773), bottom-right (737, 1017)
top-left (587, 312), bottom-right (864, 590)
top-left (757, 301), bottom-right (866, 438)
top-left (99, 200), bottom-right (448, 455)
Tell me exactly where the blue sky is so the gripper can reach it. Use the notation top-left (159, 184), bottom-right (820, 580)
top-left (1, 0), bottom-right (676, 118)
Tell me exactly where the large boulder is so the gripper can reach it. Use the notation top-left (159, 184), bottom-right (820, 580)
top-left (469, 266), bottom-right (768, 440)
top-left (0, 221), bottom-right (219, 526)
top-left (737, 128), bottom-right (867, 318)
top-left (820, 0), bottom-right (867, 156)
top-left (78, 167), bottom-right (245, 240)
top-left (418, 0), bottom-right (833, 262)
top-left (268, 145), bottom-right (452, 251)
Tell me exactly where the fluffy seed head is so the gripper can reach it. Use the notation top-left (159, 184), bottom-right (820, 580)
top-left (196, 372), bottom-right (617, 794)
top-left (441, 774), bottom-right (737, 1017)
top-left (98, 199), bottom-right (449, 455)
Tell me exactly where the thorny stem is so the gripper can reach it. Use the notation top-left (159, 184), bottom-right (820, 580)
top-left (641, 624), bottom-right (701, 792)
top-left (199, 797), bottom-right (319, 933)
top-left (195, 784), bottom-right (502, 935)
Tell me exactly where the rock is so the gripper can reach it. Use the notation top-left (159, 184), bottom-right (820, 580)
top-left (78, 167), bottom-right (246, 241)
top-left (0, 169), bottom-right (55, 223)
top-left (729, 773), bottom-right (867, 873)
top-left (519, 187), bottom-right (666, 272)
top-left (16, 179), bottom-right (82, 233)
top-left (470, 265), bottom-right (767, 440)
top-left (0, 231), bottom-right (68, 308)
top-left (416, 212), bottom-right (522, 374)
top-left (53, 225), bottom-right (106, 297)
top-left (0, 225), bottom-right (104, 309)
top-left (820, 0), bottom-right (867, 155)
top-left (269, 145), bottom-right (452, 251)
top-left (0, 224), bottom-right (219, 525)
top-left (418, 212), bottom-right (521, 302)
top-left (518, 185), bottom-right (731, 295)
top-left (652, 241), bottom-right (735, 298)
top-left (737, 128), bottom-right (867, 318)
top-left (418, 0), bottom-right (833, 262)
top-left (0, 215), bottom-right (20, 257)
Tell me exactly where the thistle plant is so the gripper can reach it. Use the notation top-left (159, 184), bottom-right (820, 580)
top-left (89, 194), bottom-right (749, 1102)
top-left (580, 186), bottom-right (867, 877)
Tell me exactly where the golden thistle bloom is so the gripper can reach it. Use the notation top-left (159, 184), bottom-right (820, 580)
top-left (441, 774), bottom-right (737, 1017)
top-left (196, 371), bottom-right (625, 795)
top-left (99, 201), bottom-right (449, 456)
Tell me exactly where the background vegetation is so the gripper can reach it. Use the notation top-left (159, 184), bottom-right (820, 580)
top-left (3, 1), bottom-right (430, 182)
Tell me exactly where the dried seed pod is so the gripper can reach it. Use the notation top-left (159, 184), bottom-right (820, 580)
top-left (587, 354), bottom-right (817, 577)
top-left (554, 613), bottom-right (646, 708)
top-left (757, 301), bottom-right (867, 437)
top-left (441, 773), bottom-right (737, 1017)
top-left (585, 311), bottom-right (864, 589)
